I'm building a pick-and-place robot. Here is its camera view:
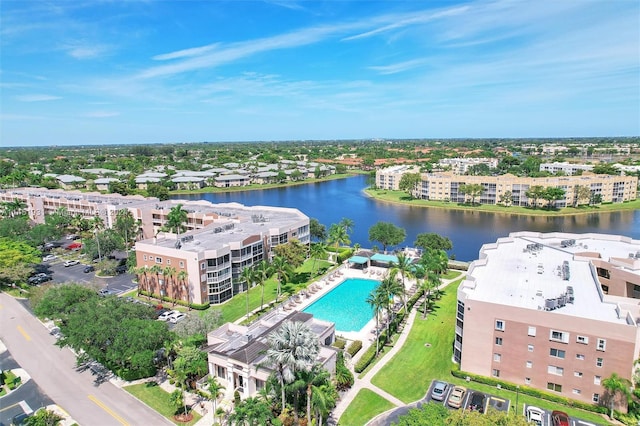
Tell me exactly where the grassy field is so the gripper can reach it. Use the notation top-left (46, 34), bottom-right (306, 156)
top-left (366, 188), bottom-right (640, 217)
top-left (124, 382), bottom-right (201, 426)
top-left (368, 279), bottom-right (610, 425)
top-left (338, 389), bottom-right (395, 426)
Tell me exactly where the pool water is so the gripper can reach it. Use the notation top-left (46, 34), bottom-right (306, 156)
top-left (303, 278), bottom-right (379, 332)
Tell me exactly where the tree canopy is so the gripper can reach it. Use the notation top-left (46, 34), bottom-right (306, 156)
top-left (398, 173), bottom-right (421, 199)
top-left (414, 233), bottom-right (453, 252)
top-left (368, 222), bottom-right (406, 253)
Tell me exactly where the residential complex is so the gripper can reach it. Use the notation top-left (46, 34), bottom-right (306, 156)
top-left (376, 165), bottom-right (421, 190)
top-left (456, 232), bottom-right (640, 409)
top-left (0, 188), bottom-right (310, 306)
top-left (205, 310), bottom-right (337, 399)
top-left (413, 172), bottom-right (637, 206)
top-left (436, 157), bottom-right (498, 175)
top-left (540, 162), bottom-right (640, 176)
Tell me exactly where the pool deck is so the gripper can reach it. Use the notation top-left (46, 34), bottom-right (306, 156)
top-left (282, 264), bottom-right (398, 344)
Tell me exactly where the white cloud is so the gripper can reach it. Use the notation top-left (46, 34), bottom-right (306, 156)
top-left (368, 59), bottom-right (426, 75)
top-left (153, 43), bottom-right (220, 61)
top-left (15, 94), bottom-right (61, 102)
top-left (84, 111), bottom-right (120, 118)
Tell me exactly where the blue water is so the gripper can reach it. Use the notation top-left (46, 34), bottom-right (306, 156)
top-left (303, 278), bottom-right (379, 332)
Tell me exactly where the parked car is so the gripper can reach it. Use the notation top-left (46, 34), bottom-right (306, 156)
top-left (66, 234), bottom-right (80, 240)
top-left (158, 310), bottom-right (179, 321)
top-left (551, 410), bottom-right (570, 426)
top-left (169, 312), bottom-right (186, 324)
top-left (42, 254), bottom-right (57, 262)
top-left (28, 274), bottom-right (52, 285)
top-left (65, 242), bottom-right (82, 251)
top-left (526, 406), bottom-right (544, 426)
top-left (468, 392), bottom-right (486, 413)
top-left (98, 288), bottom-right (115, 296)
top-left (447, 385), bottom-right (466, 409)
top-left (64, 260), bottom-right (80, 267)
top-left (431, 381), bottom-right (448, 401)
top-left (84, 265), bottom-right (95, 273)
top-left (115, 265), bottom-right (127, 274)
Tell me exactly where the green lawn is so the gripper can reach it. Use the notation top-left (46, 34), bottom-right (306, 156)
top-left (369, 280), bottom-right (609, 425)
top-left (124, 383), bottom-right (201, 426)
top-left (338, 389), bottom-right (395, 426)
top-left (442, 270), bottom-right (462, 280)
top-left (366, 188), bottom-right (640, 217)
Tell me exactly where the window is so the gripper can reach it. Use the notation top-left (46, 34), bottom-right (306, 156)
top-left (596, 357), bottom-right (603, 367)
top-left (201, 262), bottom-right (206, 270)
top-left (155, 257), bottom-right (162, 264)
top-left (550, 330), bottom-right (569, 343)
top-left (577, 335), bottom-right (589, 344)
top-left (575, 371), bottom-right (583, 378)
top-left (547, 382), bottom-right (562, 392)
top-left (495, 320), bottom-right (505, 331)
top-left (594, 376), bottom-right (601, 385)
top-left (143, 255), bottom-right (148, 261)
top-left (597, 338), bottom-right (606, 351)
top-left (593, 393), bottom-right (600, 403)
top-left (550, 348), bottom-right (566, 359)
top-left (528, 344), bottom-right (534, 352)
top-left (528, 326), bottom-right (537, 337)
top-left (576, 354), bottom-right (585, 360)
top-left (167, 259), bottom-right (171, 265)
top-left (548, 365), bottom-right (564, 376)
top-left (492, 369), bottom-right (500, 377)
top-left (526, 361), bottom-right (533, 368)
top-left (179, 261), bottom-right (184, 268)
top-left (573, 389), bottom-right (581, 395)
top-left (493, 353), bottom-right (501, 362)
top-left (495, 337), bottom-right (503, 346)
top-left (525, 377), bottom-right (531, 385)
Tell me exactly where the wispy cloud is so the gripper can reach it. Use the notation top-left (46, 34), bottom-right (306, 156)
top-left (368, 59), bottom-right (426, 75)
top-left (62, 42), bottom-right (111, 59)
top-left (15, 94), bottom-right (61, 102)
top-left (84, 111), bottom-right (120, 118)
top-left (153, 43), bottom-right (220, 61)
top-left (0, 113), bottom-right (44, 121)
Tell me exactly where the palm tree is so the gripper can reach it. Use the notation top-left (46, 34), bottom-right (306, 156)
top-left (254, 260), bottom-right (272, 312)
top-left (376, 276), bottom-right (402, 341)
top-left (241, 266), bottom-right (257, 319)
top-left (300, 364), bottom-right (330, 425)
top-left (91, 216), bottom-right (105, 262)
top-left (206, 375), bottom-right (225, 418)
top-left (366, 289), bottom-right (386, 356)
top-left (164, 266), bottom-right (177, 305)
top-left (312, 382), bottom-right (338, 426)
top-left (602, 373), bottom-right (632, 419)
top-left (421, 269), bottom-right (441, 318)
top-left (264, 320), bottom-right (320, 416)
top-left (177, 270), bottom-right (189, 309)
top-left (149, 264), bottom-right (163, 299)
top-left (390, 252), bottom-right (413, 313)
top-left (271, 256), bottom-right (292, 301)
top-left (309, 242), bottom-right (328, 276)
top-left (338, 217), bottom-right (354, 236)
top-left (327, 223), bottom-right (350, 251)
top-left (166, 203), bottom-right (188, 235)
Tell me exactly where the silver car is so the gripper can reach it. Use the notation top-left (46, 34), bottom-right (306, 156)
top-left (431, 381), bottom-right (448, 401)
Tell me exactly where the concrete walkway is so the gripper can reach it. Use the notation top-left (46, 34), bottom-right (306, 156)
top-left (331, 272), bottom-right (465, 424)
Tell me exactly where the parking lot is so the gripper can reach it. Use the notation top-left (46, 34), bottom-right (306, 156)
top-left (523, 404), bottom-right (605, 426)
top-left (425, 380), bottom-right (510, 414)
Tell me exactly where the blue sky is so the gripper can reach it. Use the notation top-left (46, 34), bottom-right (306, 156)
top-left (1, 0), bottom-right (638, 147)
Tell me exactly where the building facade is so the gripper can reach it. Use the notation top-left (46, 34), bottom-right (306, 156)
top-left (205, 310), bottom-right (337, 400)
top-left (415, 172), bottom-right (637, 207)
top-left (376, 165), bottom-right (421, 190)
top-left (437, 157), bottom-right (499, 175)
top-left (456, 232), bottom-right (640, 409)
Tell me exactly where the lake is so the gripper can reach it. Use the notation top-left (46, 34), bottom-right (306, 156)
top-left (173, 175), bottom-right (640, 261)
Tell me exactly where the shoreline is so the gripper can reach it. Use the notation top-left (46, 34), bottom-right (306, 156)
top-left (363, 188), bottom-right (640, 217)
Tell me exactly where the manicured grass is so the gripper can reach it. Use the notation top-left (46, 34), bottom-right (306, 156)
top-left (442, 270), bottom-right (462, 280)
top-left (371, 280), bottom-right (461, 403)
top-left (124, 383), bottom-right (201, 426)
top-left (366, 188), bottom-right (640, 216)
top-left (370, 280), bottom-right (608, 425)
top-left (339, 388), bottom-right (395, 426)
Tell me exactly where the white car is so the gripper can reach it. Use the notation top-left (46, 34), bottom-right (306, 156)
top-left (42, 254), bottom-right (57, 262)
top-left (158, 310), bottom-right (179, 321)
top-left (526, 406), bottom-right (544, 426)
top-left (64, 260), bottom-right (80, 267)
top-left (169, 313), bottom-right (186, 324)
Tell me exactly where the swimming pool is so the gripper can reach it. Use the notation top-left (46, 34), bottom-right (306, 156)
top-left (303, 278), bottom-right (379, 332)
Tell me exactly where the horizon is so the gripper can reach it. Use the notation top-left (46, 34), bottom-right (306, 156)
top-left (1, 0), bottom-right (639, 147)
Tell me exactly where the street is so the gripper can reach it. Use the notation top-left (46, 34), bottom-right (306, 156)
top-left (0, 293), bottom-right (171, 426)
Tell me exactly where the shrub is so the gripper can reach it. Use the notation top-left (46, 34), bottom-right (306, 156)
top-left (117, 366), bottom-right (156, 381)
top-left (347, 340), bottom-right (362, 357)
top-left (333, 338), bottom-right (346, 350)
top-left (354, 343), bottom-right (379, 373)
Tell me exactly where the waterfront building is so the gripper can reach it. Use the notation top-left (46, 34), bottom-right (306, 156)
top-left (205, 310), bottom-right (337, 399)
top-left (376, 165), bottom-right (421, 190)
top-left (456, 232), bottom-right (640, 410)
top-left (436, 157), bottom-right (498, 175)
top-left (415, 172), bottom-right (637, 207)
top-left (539, 162), bottom-right (594, 176)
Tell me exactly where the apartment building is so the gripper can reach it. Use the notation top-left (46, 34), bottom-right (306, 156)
top-left (437, 157), bottom-right (498, 175)
top-left (539, 162), bottom-right (594, 176)
top-left (456, 232), bottom-right (640, 409)
top-left (415, 172), bottom-right (637, 207)
top-left (205, 310), bottom-right (337, 399)
top-left (376, 165), bottom-right (421, 190)
top-left (134, 202), bottom-right (310, 305)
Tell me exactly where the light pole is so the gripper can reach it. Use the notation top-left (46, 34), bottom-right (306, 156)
top-left (515, 385), bottom-right (520, 414)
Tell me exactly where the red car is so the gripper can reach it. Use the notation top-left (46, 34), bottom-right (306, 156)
top-left (551, 410), bottom-right (570, 426)
top-left (66, 242), bottom-right (82, 251)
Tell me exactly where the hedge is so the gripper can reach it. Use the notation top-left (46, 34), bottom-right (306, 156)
top-left (347, 340), bottom-right (363, 357)
top-left (333, 338), bottom-right (346, 350)
top-left (450, 369), bottom-right (608, 415)
top-left (139, 291), bottom-right (210, 310)
top-left (117, 366), bottom-right (157, 381)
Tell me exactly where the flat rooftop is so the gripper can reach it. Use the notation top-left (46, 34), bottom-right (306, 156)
top-left (461, 232), bottom-right (640, 324)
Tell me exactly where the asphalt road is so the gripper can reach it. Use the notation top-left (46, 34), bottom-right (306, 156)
top-left (0, 293), bottom-right (172, 426)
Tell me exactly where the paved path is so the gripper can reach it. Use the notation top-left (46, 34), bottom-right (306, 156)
top-left (332, 272), bottom-right (465, 425)
top-left (0, 293), bottom-right (172, 426)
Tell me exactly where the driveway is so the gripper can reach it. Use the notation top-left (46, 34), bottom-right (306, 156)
top-left (0, 293), bottom-right (171, 426)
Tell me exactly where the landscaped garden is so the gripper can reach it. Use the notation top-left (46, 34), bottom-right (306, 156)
top-left (124, 382), bottom-right (201, 426)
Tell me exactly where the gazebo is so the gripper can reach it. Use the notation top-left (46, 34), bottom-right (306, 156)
top-left (370, 253), bottom-right (398, 268)
top-left (347, 255), bottom-right (370, 270)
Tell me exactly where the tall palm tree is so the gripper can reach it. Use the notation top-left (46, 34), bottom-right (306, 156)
top-left (338, 217), bottom-right (354, 236)
top-left (366, 289), bottom-right (386, 356)
top-left (602, 373), bottom-right (632, 419)
top-left (309, 242), bottom-right (328, 275)
top-left (149, 264), bottom-right (163, 299)
top-left (264, 320), bottom-right (320, 416)
top-left (164, 266), bottom-right (177, 305)
top-left (240, 266), bottom-right (257, 319)
top-left (254, 260), bottom-right (272, 312)
top-left (166, 203), bottom-right (188, 235)
top-left (206, 375), bottom-right (225, 418)
top-left (271, 256), bottom-right (292, 300)
top-left (376, 276), bottom-right (402, 341)
top-left (327, 223), bottom-right (350, 251)
top-left (312, 382), bottom-right (338, 426)
top-left (91, 216), bottom-right (105, 261)
top-left (177, 270), bottom-right (189, 309)
top-left (390, 252), bottom-right (414, 313)
top-left (296, 364), bottom-right (330, 425)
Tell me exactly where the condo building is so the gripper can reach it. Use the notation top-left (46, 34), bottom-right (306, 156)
top-left (436, 157), bottom-right (499, 175)
top-left (456, 232), bottom-right (640, 409)
top-left (376, 165), bottom-right (421, 190)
